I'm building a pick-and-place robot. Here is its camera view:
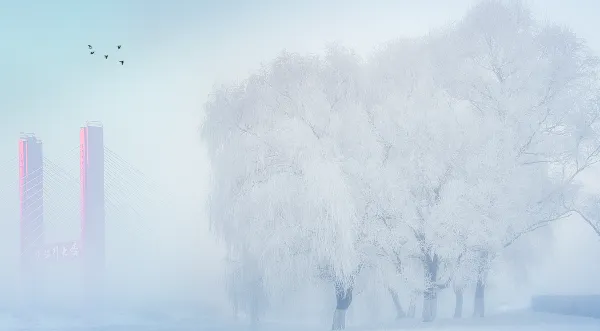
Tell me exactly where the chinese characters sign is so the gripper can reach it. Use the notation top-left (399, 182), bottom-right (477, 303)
top-left (33, 241), bottom-right (80, 262)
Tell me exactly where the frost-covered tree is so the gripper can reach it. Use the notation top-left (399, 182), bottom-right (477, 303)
top-left (363, 37), bottom-right (464, 322)
top-left (359, 1), bottom-right (600, 322)
top-left (202, 46), bottom-right (382, 330)
top-left (430, 0), bottom-right (600, 317)
top-left (202, 1), bottom-right (600, 327)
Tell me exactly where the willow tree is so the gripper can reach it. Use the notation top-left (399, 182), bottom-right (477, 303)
top-left (202, 46), bottom-right (382, 330)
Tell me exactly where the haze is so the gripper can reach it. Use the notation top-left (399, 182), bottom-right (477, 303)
top-left (1, 0), bottom-right (600, 329)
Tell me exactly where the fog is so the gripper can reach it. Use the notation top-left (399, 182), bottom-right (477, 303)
top-left (1, 0), bottom-right (600, 329)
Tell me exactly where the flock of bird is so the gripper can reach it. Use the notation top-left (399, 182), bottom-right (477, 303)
top-left (88, 44), bottom-right (124, 65)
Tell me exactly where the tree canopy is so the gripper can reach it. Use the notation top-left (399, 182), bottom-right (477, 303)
top-left (201, 0), bottom-right (600, 324)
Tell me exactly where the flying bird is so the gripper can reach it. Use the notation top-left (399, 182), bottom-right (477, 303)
top-left (90, 51), bottom-right (95, 55)
top-left (117, 45), bottom-right (121, 49)
top-left (104, 55), bottom-right (108, 59)
top-left (88, 45), bottom-right (92, 49)
top-left (119, 60), bottom-right (124, 65)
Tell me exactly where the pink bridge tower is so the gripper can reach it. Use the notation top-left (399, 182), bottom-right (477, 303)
top-left (80, 121), bottom-right (106, 302)
top-left (19, 133), bottom-right (44, 267)
top-left (19, 133), bottom-right (44, 304)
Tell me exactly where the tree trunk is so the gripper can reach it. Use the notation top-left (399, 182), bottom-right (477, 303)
top-left (249, 276), bottom-right (267, 326)
top-left (473, 250), bottom-right (488, 318)
top-left (407, 292), bottom-right (417, 318)
top-left (473, 277), bottom-right (485, 317)
top-left (331, 281), bottom-right (353, 330)
top-left (250, 293), bottom-right (260, 325)
top-left (332, 309), bottom-right (347, 330)
top-left (232, 295), bottom-right (239, 321)
top-left (453, 288), bottom-right (464, 318)
top-left (422, 255), bottom-right (439, 322)
top-left (422, 288), bottom-right (437, 322)
top-left (388, 288), bottom-right (406, 319)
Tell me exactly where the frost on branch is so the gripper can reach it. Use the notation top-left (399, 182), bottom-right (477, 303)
top-left (567, 192), bottom-right (600, 237)
top-left (437, 0), bottom-right (600, 193)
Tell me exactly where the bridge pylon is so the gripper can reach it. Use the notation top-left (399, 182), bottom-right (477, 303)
top-left (80, 121), bottom-right (106, 305)
top-left (17, 122), bottom-right (107, 309)
top-left (18, 133), bottom-right (44, 305)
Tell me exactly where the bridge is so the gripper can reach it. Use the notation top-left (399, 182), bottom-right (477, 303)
top-left (0, 121), bottom-right (177, 310)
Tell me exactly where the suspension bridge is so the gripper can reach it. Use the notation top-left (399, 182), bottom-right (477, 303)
top-left (0, 121), bottom-right (179, 310)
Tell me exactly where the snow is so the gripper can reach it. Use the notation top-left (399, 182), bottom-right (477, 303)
top-left (0, 311), bottom-right (598, 330)
top-left (0, 310), bottom-right (225, 330)
top-left (368, 312), bottom-right (600, 331)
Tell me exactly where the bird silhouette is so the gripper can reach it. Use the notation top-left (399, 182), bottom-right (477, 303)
top-left (104, 55), bottom-right (108, 59)
top-left (90, 51), bottom-right (95, 55)
top-left (117, 45), bottom-right (121, 49)
top-left (88, 45), bottom-right (92, 49)
top-left (119, 60), bottom-right (124, 65)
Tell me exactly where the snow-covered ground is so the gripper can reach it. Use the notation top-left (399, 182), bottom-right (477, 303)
top-left (363, 311), bottom-right (600, 331)
top-left (0, 310), bottom-right (226, 331)
top-left (0, 311), bottom-right (598, 331)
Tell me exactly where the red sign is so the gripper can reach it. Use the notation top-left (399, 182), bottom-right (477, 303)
top-left (34, 241), bottom-right (80, 262)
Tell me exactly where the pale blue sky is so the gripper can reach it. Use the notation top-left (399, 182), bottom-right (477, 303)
top-left (0, 0), bottom-right (502, 178)
top-left (1, 0), bottom-right (600, 303)
top-left (1, 0), bottom-right (599, 134)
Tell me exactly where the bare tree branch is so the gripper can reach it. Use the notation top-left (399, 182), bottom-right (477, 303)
top-left (503, 212), bottom-right (572, 248)
top-left (566, 209), bottom-right (600, 238)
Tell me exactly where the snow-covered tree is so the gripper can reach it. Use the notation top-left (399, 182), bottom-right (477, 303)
top-left (357, 1), bottom-right (600, 322)
top-left (202, 2), bottom-right (600, 327)
top-left (365, 32), bottom-right (501, 322)
top-left (430, 0), bottom-right (600, 317)
top-left (202, 46), bottom-right (383, 330)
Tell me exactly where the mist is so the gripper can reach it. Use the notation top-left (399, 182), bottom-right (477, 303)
top-left (1, 0), bottom-right (600, 330)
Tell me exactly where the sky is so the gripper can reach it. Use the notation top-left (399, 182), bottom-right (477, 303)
top-left (1, 0), bottom-right (600, 313)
